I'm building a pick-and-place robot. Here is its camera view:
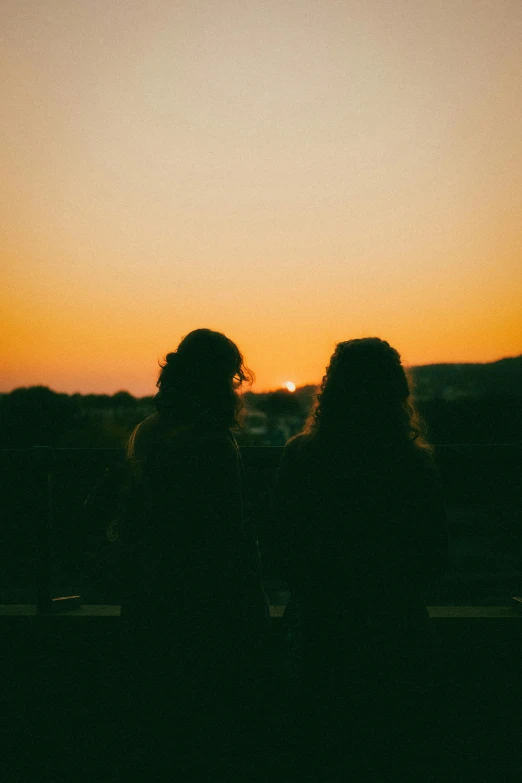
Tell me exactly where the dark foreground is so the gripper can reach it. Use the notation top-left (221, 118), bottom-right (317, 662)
top-left (2, 605), bottom-right (521, 782)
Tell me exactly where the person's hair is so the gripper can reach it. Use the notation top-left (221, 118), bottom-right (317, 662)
top-left (155, 329), bottom-right (253, 429)
top-left (304, 337), bottom-right (430, 452)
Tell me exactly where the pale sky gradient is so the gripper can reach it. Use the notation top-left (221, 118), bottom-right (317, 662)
top-left (1, 0), bottom-right (521, 394)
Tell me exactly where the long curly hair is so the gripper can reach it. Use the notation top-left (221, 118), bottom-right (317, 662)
top-left (155, 329), bottom-right (253, 429)
top-left (305, 337), bottom-right (430, 451)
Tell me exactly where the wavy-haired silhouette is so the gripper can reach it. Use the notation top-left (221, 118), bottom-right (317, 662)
top-left (154, 327), bottom-right (254, 428)
top-left (272, 337), bottom-right (448, 780)
top-left (121, 329), bottom-right (268, 778)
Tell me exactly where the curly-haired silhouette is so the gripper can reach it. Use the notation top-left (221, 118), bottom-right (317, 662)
top-left (306, 336), bottom-right (429, 446)
top-left (271, 337), bottom-right (448, 780)
top-left (121, 329), bottom-right (268, 778)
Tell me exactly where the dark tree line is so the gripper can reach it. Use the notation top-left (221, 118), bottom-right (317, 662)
top-left (0, 384), bottom-right (520, 448)
top-left (0, 387), bottom-right (154, 448)
top-left (418, 395), bottom-right (521, 445)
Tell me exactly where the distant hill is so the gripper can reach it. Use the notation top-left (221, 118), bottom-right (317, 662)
top-left (409, 356), bottom-right (522, 400)
top-left (248, 356), bottom-right (522, 406)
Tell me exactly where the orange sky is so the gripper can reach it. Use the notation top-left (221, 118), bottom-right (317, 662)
top-left (1, 1), bottom-right (521, 395)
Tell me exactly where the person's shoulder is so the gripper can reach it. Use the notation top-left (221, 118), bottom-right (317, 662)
top-left (126, 413), bottom-right (161, 459)
top-left (399, 443), bottom-right (442, 497)
top-left (410, 443), bottom-right (437, 475)
top-left (283, 432), bottom-right (308, 452)
top-left (391, 439), bottom-right (434, 465)
top-left (291, 429), bottom-right (317, 446)
top-left (280, 432), bottom-right (316, 465)
top-left (138, 413), bottom-right (161, 435)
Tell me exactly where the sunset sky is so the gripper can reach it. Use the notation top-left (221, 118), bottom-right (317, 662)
top-left (2, 1), bottom-right (521, 395)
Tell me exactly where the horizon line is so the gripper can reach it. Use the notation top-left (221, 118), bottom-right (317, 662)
top-left (1, 352), bottom-right (520, 398)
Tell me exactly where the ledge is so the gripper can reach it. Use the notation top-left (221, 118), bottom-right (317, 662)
top-left (1, 604), bottom-right (520, 618)
top-left (427, 605), bottom-right (520, 618)
top-left (0, 604), bottom-right (121, 616)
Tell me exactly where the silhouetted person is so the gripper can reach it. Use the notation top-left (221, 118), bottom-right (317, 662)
top-left (120, 329), bottom-right (269, 778)
top-left (271, 338), bottom-right (448, 781)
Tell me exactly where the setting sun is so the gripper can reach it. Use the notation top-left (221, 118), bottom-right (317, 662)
top-left (283, 382), bottom-right (296, 393)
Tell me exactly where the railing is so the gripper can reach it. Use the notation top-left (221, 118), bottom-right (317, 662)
top-left (1, 445), bottom-right (521, 611)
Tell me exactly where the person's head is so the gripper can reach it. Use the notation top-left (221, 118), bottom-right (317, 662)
top-left (306, 337), bottom-right (429, 449)
top-left (155, 329), bottom-right (253, 429)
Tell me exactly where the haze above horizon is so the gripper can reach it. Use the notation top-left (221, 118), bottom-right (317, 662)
top-left (2, 1), bottom-right (521, 396)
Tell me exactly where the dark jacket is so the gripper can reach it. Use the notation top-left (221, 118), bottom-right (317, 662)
top-left (122, 413), bottom-right (268, 658)
top-left (271, 433), bottom-right (448, 687)
top-left (272, 434), bottom-right (448, 783)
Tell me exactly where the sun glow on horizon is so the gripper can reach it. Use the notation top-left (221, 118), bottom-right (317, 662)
top-left (283, 381), bottom-right (296, 393)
